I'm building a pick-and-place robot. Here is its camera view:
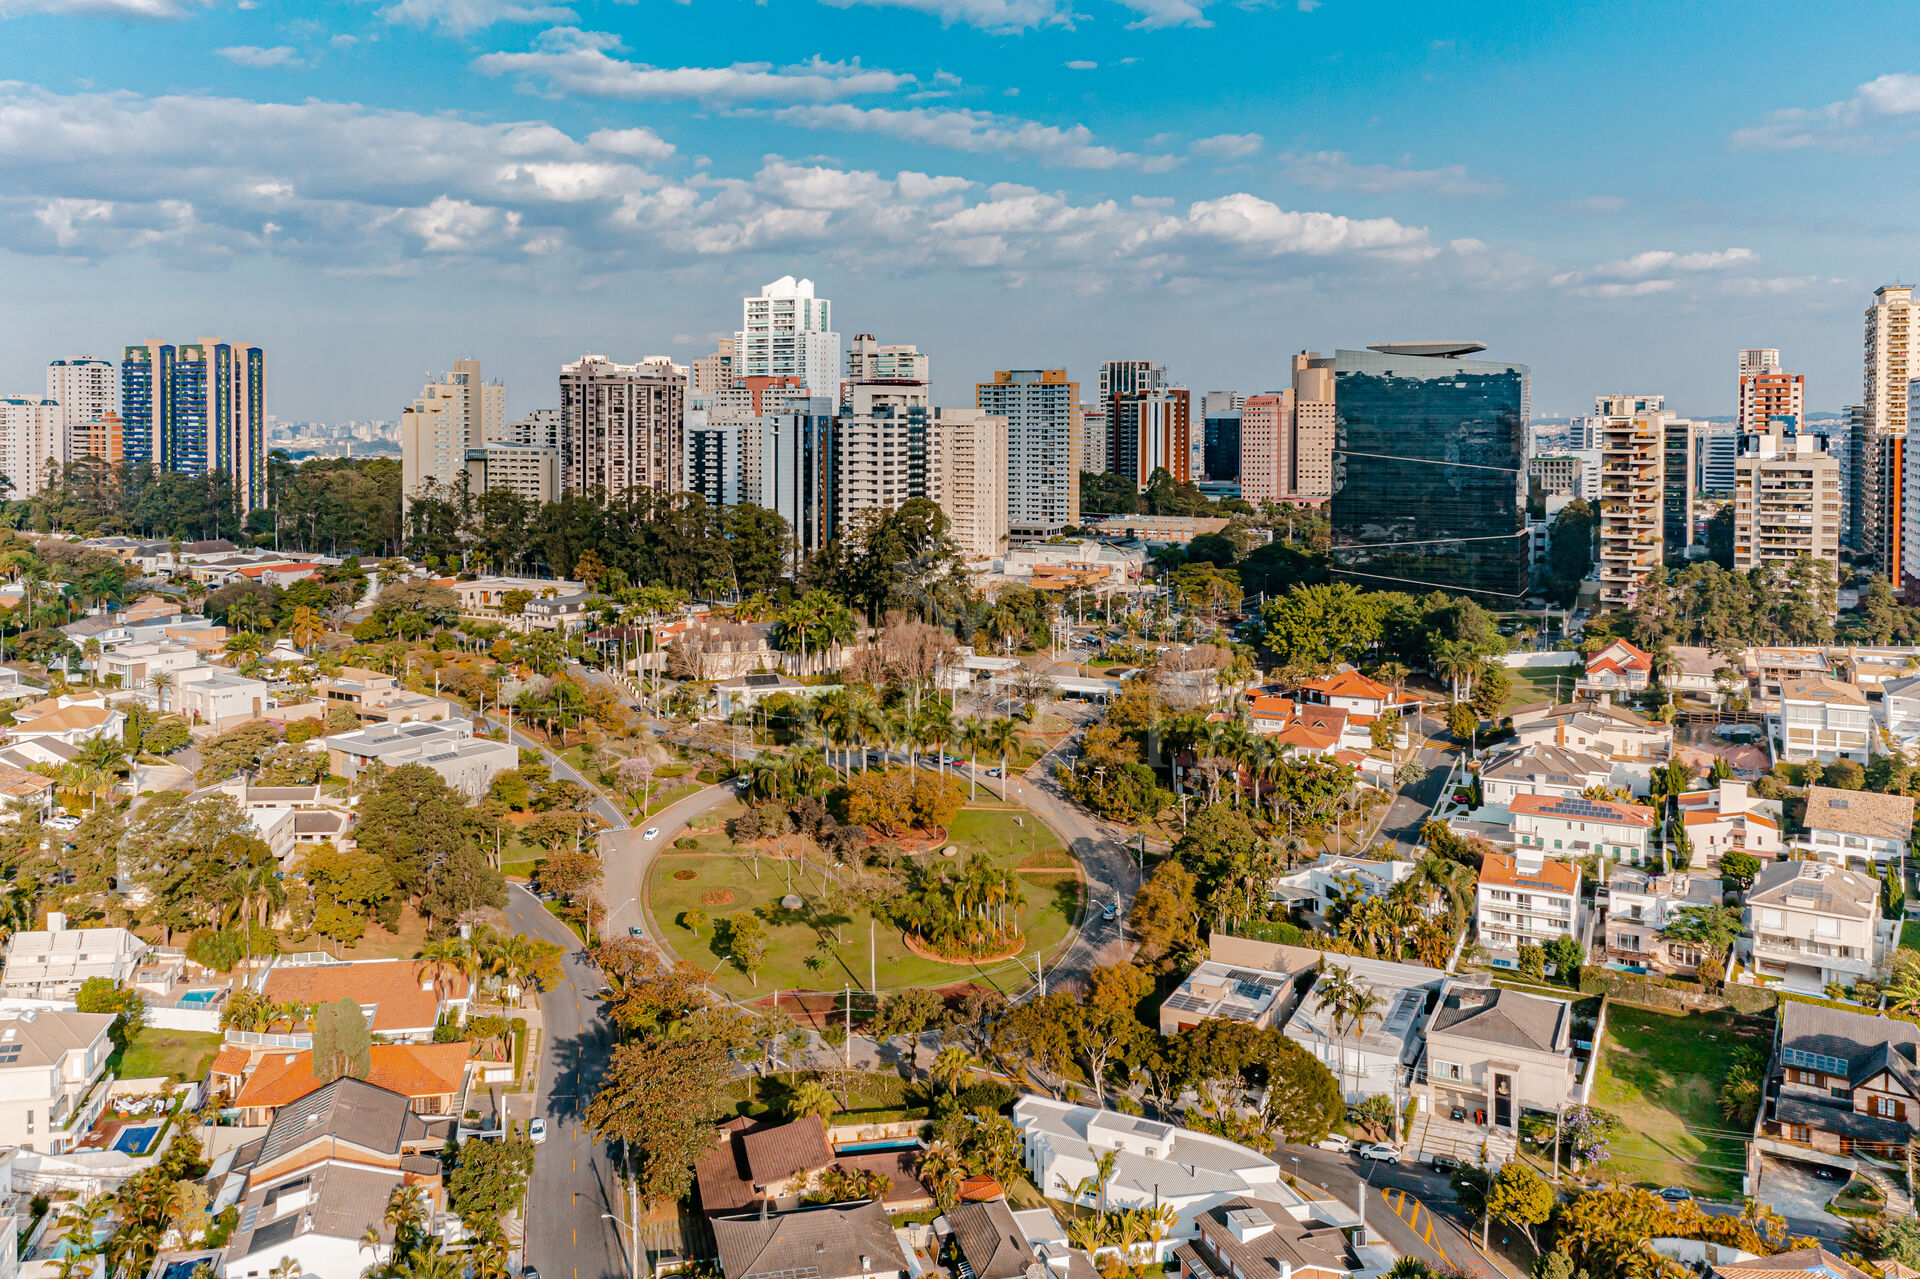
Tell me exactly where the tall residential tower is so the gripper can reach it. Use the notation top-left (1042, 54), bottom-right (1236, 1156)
top-left (120, 339), bottom-right (266, 511)
top-left (977, 370), bottom-right (1081, 538)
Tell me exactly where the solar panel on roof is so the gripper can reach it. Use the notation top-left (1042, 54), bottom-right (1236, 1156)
top-left (745, 673), bottom-right (783, 687)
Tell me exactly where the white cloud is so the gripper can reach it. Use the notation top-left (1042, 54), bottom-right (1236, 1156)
top-left (475, 30), bottom-right (912, 102)
top-left (769, 103), bottom-right (1177, 171)
top-left (379, 0), bottom-right (575, 32)
top-left (1591, 247), bottom-right (1755, 279)
top-left (1109, 0), bottom-right (1210, 28)
top-left (816, 0), bottom-right (1064, 34)
top-left (1734, 72), bottom-right (1920, 150)
top-left (1064, 59), bottom-right (1097, 70)
top-left (1573, 280), bottom-right (1675, 299)
top-left (1281, 150), bottom-right (1503, 197)
top-left (1551, 246), bottom-right (1761, 298)
top-left (215, 45), bottom-right (301, 67)
top-left (0, 0), bottom-right (206, 18)
top-left (1189, 132), bottom-right (1260, 159)
top-left (586, 126), bottom-right (674, 159)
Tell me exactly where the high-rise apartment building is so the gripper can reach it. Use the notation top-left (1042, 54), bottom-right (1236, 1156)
top-left (976, 370), bottom-right (1080, 538)
top-left (1079, 403), bottom-right (1109, 474)
top-left (1694, 424), bottom-right (1739, 495)
top-left (70, 413), bottom-right (123, 466)
top-left (738, 276), bottom-right (838, 396)
top-left (1738, 348), bottom-right (1805, 433)
top-left (1329, 342), bottom-right (1530, 603)
top-left (558, 354), bottom-right (686, 499)
top-left (766, 398), bottom-right (837, 556)
top-left (690, 338), bottom-right (735, 397)
top-left (1238, 352), bottom-right (1334, 506)
top-left (1113, 388), bottom-right (1190, 488)
top-left (46, 357), bottom-right (114, 464)
top-left (1735, 421), bottom-right (1841, 586)
top-left (684, 411), bottom-right (757, 511)
top-left (120, 339), bottom-right (266, 510)
top-left (1840, 405), bottom-right (1864, 549)
top-left (1663, 416), bottom-right (1697, 552)
top-left (846, 334), bottom-right (930, 384)
top-left (1098, 360), bottom-right (1165, 472)
top-left (399, 358), bottom-right (506, 508)
top-left (930, 409), bottom-right (1009, 562)
top-left (1862, 284), bottom-right (1917, 582)
top-left (1528, 452), bottom-right (1600, 502)
top-left (1239, 392), bottom-right (1292, 506)
top-left (0, 398), bottom-right (63, 498)
top-left (464, 443), bottom-right (557, 506)
top-left (502, 409), bottom-right (561, 452)
top-left (835, 377), bottom-right (930, 533)
top-left (1594, 395), bottom-right (1667, 608)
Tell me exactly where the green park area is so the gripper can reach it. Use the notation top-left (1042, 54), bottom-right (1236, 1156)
top-left (648, 802), bottom-right (1081, 1000)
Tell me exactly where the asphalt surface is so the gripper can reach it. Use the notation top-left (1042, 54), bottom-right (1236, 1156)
top-left (1281, 1143), bottom-right (1505, 1276)
top-left (1379, 712), bottom-right (1456, 856)
top-left (482, 715), bottom-right (629, 830)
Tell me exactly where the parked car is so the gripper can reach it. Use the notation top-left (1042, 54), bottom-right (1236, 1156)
top-left (1449, 1106), bottom-right (1467, 1122)
top-left (1359, 1143), bottom-right (1401, 1164)
top-left (1431, 1154), bottom-right (1462, 1172)
top-left (529, 1117), bottom-right (547, 1145)
top-left (1314, 1134), bottom-right (1351, 1153)
top-left (987, 767), bottom-right (1004, 777)
top-left (524, 1267), bottom-right (540, 1279)
top-left (1101, 902), bottom-right (1117, 921)
top-left (628, 925), bottom-right (646, 938)
top-left (643, 827), bottom-right (661, 841)
top-left (1657, 1186), bottom-right (1692, 1203)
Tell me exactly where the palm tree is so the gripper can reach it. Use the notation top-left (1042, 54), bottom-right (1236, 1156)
top-left (931, 1045), bottom-right (979, 1095)
top-left (978, 716), bottom-right (1020, 790)
top-left (916, 704), bottom-right (956, 777)
top-left (149, 669), bottom-right (174, 713)
top-left (415, 937), bottom-right (468, 998)
top-left (785, 1078), bottom-right (838, 1124)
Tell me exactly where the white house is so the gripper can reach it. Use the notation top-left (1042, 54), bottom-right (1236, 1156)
top-left (1475, 848), bottom-right (1583, 967)
top-left (1743, 860), bottom-right (1884, 993)
top-left (1776, 676), bottom-right (1871, 764)
top-left (1604, 867), bottom-right (1724, 976)
top-left (1422, 985), bottom-right (1579, 1138)
top-left (1797, 785), bottom-right (1916, 870)
top-left (94, 640), bottom-right (201, 692)
top-left (321, 719), bottom-right (517, 800)
top-left (1294, 668), bottom-right (1421, 718)
top-left (0, 915), bottom-right (146, 1001)
top-left (1283, 954), bottom-right (1447, 1102)
top-left (0, 1008), bottom-right (116, 1153)
top-left (1268, 855), bottom-right (1421, 921)
top-left (1508, 701), bottom-right (1671, 792)
top-left (1576, 638), bottom-right (1653, 698)
top-left (174, 667), bottom-right (271, 726)
top-left (1012, 1097), bottom-right (1301, 1258)
top-left (1509, 792), bottom-right (1656, 865)
top-left (1881, 675), bottom-right (1920, 749)
top-left (1675, 780), bottom-right (1785, 864)
top-left (6, 693), bottom-right (124, 751)
top-left (1478, 742), bottom-right (1613, 806)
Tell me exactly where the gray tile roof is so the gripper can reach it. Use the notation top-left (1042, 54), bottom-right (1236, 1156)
top-left (1779, 999), bottom-right (1920, 1069)
top-left (227, 1162), bottom-right (404, 1262)
top-left (1749, 860), bottom-right (1879, 920)
top-left (1479, 742), bottom-right (1612, 785)
top-left (947, 1200), bottom-right (1042, 1279)
top-left (253, 1077), bottom-right (430, 1167)
top-left (1428, 986), bottom-right (1570, 1056)
top-left (711, 1202), bottom-right (909, 1279)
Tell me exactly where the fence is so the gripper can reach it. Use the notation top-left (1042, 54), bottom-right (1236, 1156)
top-left (1498, 652), bottom-right (1582, 670)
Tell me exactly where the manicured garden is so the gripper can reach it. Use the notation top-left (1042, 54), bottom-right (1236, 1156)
top-left (648, 802), bottom-right (1081, 999)
top-left (1589, 1005), bottom-right (1768, 1199)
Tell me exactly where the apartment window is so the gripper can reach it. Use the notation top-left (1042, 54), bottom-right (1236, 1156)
top-left (1434, 1060), bottom-right (1462, 1082)
top-left (1759, 909), bottom-right (1784, 928)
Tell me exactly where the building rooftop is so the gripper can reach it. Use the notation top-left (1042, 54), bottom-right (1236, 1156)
top-left (710, 1201), bottom-right (908, 1279)
top-left (1162, 961), bottom-right (1292, 1026)
top-left (261, 958), bottom-right (464, 1034)
top-left (1779, 676), bottom-right (1868, 707)
top-left (1428, 986), bottom-right (1571, 1056)
top-left (1802, 785), bottom-right (1916, 842)
top-left (1749, 860), bottom-right (1879, 919)
top-left (232, 1043), bottom-right (471, 1113)
top-left (1479, 851), bottom-right (1580, 894)
top-left (1507, 792), bottom-right (1656, 829)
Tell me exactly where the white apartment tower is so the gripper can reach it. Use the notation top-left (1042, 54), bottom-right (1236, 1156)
top-left (0, 398), bottom-right (63, 498)
top-left (399, 358), bottom-right (506, 511)
top-left (46, 358), bottom-right (114, 464)
top-left (738, 276), bottom-right (839, 396)
top-left (1737, 347), bottom-right (1806, 434)
top-left (977, 370), bottom-right (1081, 539)
top-left (1736, 420), bottom-right (1841, 584)
top-left (846, 334), bottom-right (930, 385)
top-left (1864, 285), bottom-right (1916, 588)
top-left (1097, 360), bottom-right (1165, 472)
top-left (559, 354), bottom-right (686, 499)
top-left (1079, 403), bottom-right (1109, 474)
top-left (835, 374), bottom-right (930, 534)
top-left (930, 409), bottom-right (1009, 562)
top-left (1595, 394), bottom-right (1668, 609)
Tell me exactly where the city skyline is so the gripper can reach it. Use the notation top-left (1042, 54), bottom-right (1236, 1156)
top-left (2, 4), bottom-right (1918, 421)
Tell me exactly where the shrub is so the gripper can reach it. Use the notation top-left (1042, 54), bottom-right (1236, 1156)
top-left (674, 836), bottom-right (698, 850)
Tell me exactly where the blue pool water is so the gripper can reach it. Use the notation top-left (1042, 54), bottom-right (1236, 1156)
top-left (836, 1138), bottom-right (923, 1154)
top-left (177, 989), bottom-right (218, 1007)
top-left (44, 1226), bottom-right (111, 1260)
top-left (113, 1123), bottom-right (161, 1154)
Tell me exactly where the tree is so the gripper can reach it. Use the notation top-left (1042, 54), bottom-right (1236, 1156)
top-left (1546, 934), bottom-right (1583, 983)
top-left (1485, 1161), bottom-right (1553, 1254)
top-left (1447, 702), bottom-right (1479, 744)
top-left (1260, 583), bottom-right (1383, 673)
top-left (727, 912), bottom-right (769, 986)
top-left (195, 720), bottom-right (282, 782)
top-left (312, 997), bottom-right (372, 1083)
top-left (1660, 905), bottom-right (1742, 988)
top-left (785, 1080), bottom-right (838, 1125)
top-left (1261, 1034), bottom-right (1343, 1144)
top-left (446, 1134), bottom-right (535, 1246)
top-left (1717, 850), bottom-right (1761, 891)
top-left (585, 1028), bottom-right (737, 1206)
top-left (1517, 943), bottom-right (1546, 983)
top-left (1064, 963), bottom-right (1152, 1107)
top-left (75, 978), bottom-right (146, 1054)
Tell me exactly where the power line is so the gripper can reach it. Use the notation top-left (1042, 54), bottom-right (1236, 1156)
top-left (1337, 449), bottom-right (1526, 475)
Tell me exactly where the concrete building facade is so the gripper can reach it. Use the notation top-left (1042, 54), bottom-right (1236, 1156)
top-left (558, 353), bottom-right (686, 499)
top-left (930, 408), bottom-right (1008, 563)
top-left (977, 370), bottom-right (1081, 538)
top-left (738, 276), bottom-right (838, 396)
top-left (0, 399), bottom-right (62, 498)
top-left (1863, 285), bottom-right (1916, 582)
top-left (1596, 395), bottom-right (1667, 608)
top-left (1114, 387), bottom-right (1190, 488)
top-left (1736, 421), bottom-right (1842, 583)
top-left (45, 357), bottom-right (114, 465)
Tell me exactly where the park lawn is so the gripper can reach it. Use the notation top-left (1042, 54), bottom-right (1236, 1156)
top-left (117, 1027), bottom-right (223, 1082)
top-left (1500, 664), bottom-right (1581, 713)
top-left (639, 781), bottom-right (704, 819)
top-left (1590, 1005), bottom-right (1768, 1199)
top-left (649, 805), bottom-right (1080, 999)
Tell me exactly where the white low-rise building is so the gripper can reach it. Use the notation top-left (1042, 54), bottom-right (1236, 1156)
top-left (1478, 742), bottom-right (1613, 806)
top-left (321, 718), bottom-right (517, 800)
top-left (1675, 780), bottom-right (1785, 865)
top-left (1776, 676), bottom-right (1871, 764)
top-left (1744, 860), bottom-right (1883, 993)
top-left (1604, 868), bottom-right (1724, 976)
top-left (1475, 848), bottom-right (1583, 967)
top-left (175, 667), bottom-right (271, 726)
top-left (0, 915), bottom-right (146, 1001)
top-left (1797, 784), bottom-right (1916, 870)
top-left (0, 1008), bottom-right (115, 1154)
top-left (1510, 792), bottom-right (1656, 866)
top-left (1269, 855), bottom-right (1423, 922)
top-left (1284, 953), bottom-right (1447, 1102)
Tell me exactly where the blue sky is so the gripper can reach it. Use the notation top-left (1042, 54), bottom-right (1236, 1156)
top-left (3, 0), bottom-right (1919, 421)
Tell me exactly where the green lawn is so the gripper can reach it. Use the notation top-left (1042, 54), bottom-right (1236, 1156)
top-left (1500, 663), bottom-right (1582, 712)
top-left (1902, 920), bottom-right (1920, 952)
top-left (648, 805), bottom-right (1080, 999)
top-left (1590, 1005), bottom-right (1769, 1199)
top-left (117, 1027), bottom-right (224, 1082)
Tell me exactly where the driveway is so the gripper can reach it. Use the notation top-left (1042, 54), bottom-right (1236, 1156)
top-left (1755, 1156), bottom-right (1843, 1222)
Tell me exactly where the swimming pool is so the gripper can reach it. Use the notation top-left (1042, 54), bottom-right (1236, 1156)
top-left (113, 1123), bottom-right (161, 1155)
top-left (177, 989), bottom-right (218, 1007)
top-left (39, 1225), bottom-right (111, 1260)
top-left (835, 1138), bottom-right (923, 1154)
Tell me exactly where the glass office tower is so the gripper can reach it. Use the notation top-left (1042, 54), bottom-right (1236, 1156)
top-left (1203, 410), bottom-right (1241, 481)
top-left (1330, 343), bottom-right (1530, 602)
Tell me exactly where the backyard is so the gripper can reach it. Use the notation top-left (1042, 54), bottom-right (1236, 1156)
top-left (1500, 663), bottom-right (1582, 713)
top-left (1589, 1005), bottom-right (1769, 1199)
top-left (648, 802), bottom-right (1081, 1000)
top-left (116, 1027), bottom-right (224, 1082)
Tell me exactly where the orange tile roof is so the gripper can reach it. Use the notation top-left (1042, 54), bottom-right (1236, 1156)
top-left (262, 960), bottom-right (467, 1034)
top-left (1301, 670), bottom-right (1393, 701)
top-left (1248, 696), bottom-right (1297, 719)
top-left (1479, 852), bottom-right (1579, 895)
top-left (1587, 639), bottom-right (1653, 672)
top-left (1273, 722), bottom-right (1340, 751)
top-left (233, 1042), bottom-right (471, 1111)
top-left (1507, 791), bottom-right (1656, 828)
top-left (210, 1045), bottom-right (250, 1079)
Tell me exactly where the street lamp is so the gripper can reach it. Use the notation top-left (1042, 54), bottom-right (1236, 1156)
top-left (600, 1212), bottom-right (641, 1279)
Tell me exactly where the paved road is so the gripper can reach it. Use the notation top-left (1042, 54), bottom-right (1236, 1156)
top-left (510, 884), bottom-right (629, 1279)
top-left (1281, 1144), bottom-right (1506, 1276)
top-left (1379, 713), bottom-right (1456, 857)
top-left (482, 716), bottom-right (630, 831)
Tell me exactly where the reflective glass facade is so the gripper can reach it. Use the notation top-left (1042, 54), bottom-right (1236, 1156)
top-left (1330, 348), bottom-right (1530, 602)
top-left (1204, 411), bottom-right (1241, 481)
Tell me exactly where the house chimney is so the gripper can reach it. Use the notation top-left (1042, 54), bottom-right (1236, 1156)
top-left (46, 912), bottom-right (65, 933)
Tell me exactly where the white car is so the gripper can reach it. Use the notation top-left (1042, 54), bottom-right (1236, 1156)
top-left (643, 827), bottom-right (661, 841)
top-left (1359, 1143), bottom-right (1401, 1164)
top-left (1314, 1134), bottom-right (1351, 1153)
top-left (529, 1117), bottom-right (547, 1145)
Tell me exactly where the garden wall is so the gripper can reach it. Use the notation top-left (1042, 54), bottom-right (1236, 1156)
top-left (1498, 652), bottom-right (1582, 669)
top-left (146, 1005), bottom-right (219, 1033)
top-left (1577, 967), bottom-right (1776, 1016)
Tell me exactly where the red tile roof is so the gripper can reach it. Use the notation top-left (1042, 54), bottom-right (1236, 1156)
top-left (262, 960), bottom-right (466, 1034)
top-left (1586, 639), bottom-right (1653, 673)
top-left (1507, 791), bottom-right (1656, 828)
top-left (232, 1042), bottom-right (470, 1111)
top-left (1479, 852), bottom-right (1580, 894)
top-left (1300, 670), bottom-right (1393, 701)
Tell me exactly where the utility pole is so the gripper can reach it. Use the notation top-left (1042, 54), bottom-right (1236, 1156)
top-left (1552, 1102), bottom-right (1564, 1183)
top-left (844, 984), bottom-right (852, 1070)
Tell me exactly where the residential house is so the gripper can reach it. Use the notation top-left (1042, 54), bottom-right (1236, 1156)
top-left (446, 576), bottom-right (586, 626)
top-left (1576, 639), bottom-right (1653, 698)
top-left (321, 719), bottom-right (517, 799)
top-left (1284, 954), bottom-right (1447, 1101)
top-left (1755, 1001), bottom-right (1920, 1164)
top-left (1421, 985), bottom-right (1579, 1136)
top-left (1675, 781), bottom-right (1786, 865)
top-left (258, 957), bottom-right (471, 1043)
top-left (1012, 1097), bottom-right (1302, 1257)
top-left (1742, 860), bottom-right (1884, 993)
top-left (219, 1078), bottom-right (452, 1279)
top-left (694, 1115), bottom-right (835, 1215)
top-left (0, 1010), bottom-right (115, 1154)
top-left (1475, 847), bottom-right (1584, 966)
top-left (1245, 697), bottom-right (1369, 758)
top-left (0, 916), bottom-right (146, 1000)
top-left (226, 1043), bottom-right (473, 1126)
top-left (1666, 645), bottom-right (1729, 701)
top-left (1158, 960), bottom-right (1297, 1035)
top-left (1174, 1198), bottom-right (1363, 1279)
top-left (1268, 855), bottom-right (1421, 922)
top-left (945, 1200), bottom-right (1052, 1279)
top-left (522, 592), bottom-right (592, 632)
top-left (1748, 647), bottom-right (1834, 699)
top-left (1295, 669), bottom-right (1420, 719)
top-left (0, 761), bottom-right (53, 821)
top-left (710, 1201), bottom-right (910, 1279)
top-left (713, 672), bottom-right (833, 721)
top-left (6, 693), bottom-right (124, 752)
top-left (1881, 675), bottom-right (1920, 749)
top-left (1604, 868), bottom-right (1724, 976)
top-left (94, 640), bottom-right (201, 692)
top-left (315, 667), bottom-right (453, 725)
top-left (1508, 702), bottom-right (1671, 792)
top-left (174, 667), bottom-right (270, 726)
top-left (1477, 743), bottom-right (1613, 807)
top-left (1832, 647), bottom-right (1920, 698)
top-left (1798, 785), bottom-right (1916, 870)
top-left (1776, 677), bottom-right (1872, 764)
top-left (1509, 793), bottom-right (1656, 866)
top-left (1712, 1250), bottom-right (1874, 1279)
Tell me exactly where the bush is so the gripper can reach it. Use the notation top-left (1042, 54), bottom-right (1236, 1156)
top-left (674, 836), bottom-right (698, 850)
top-left (285, 719), bottom-right (319, 744)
